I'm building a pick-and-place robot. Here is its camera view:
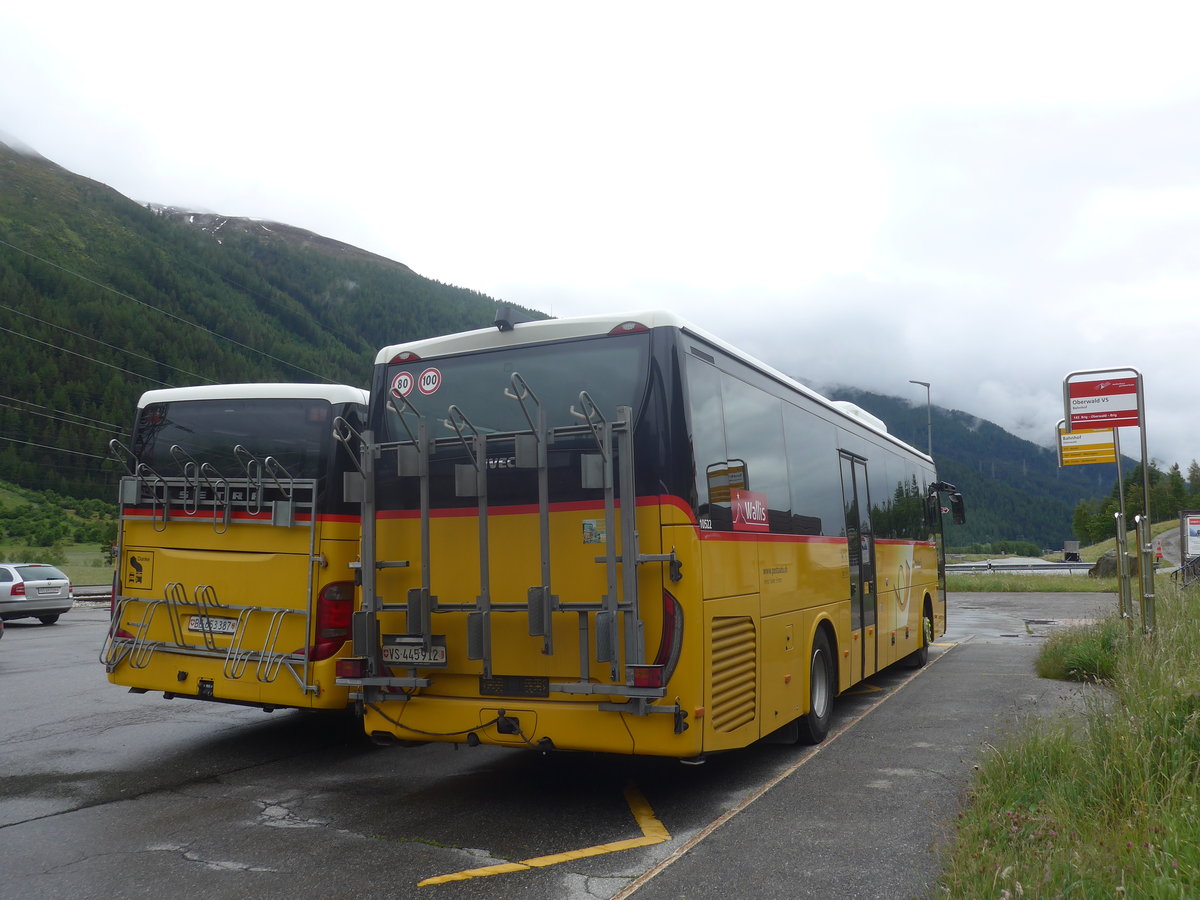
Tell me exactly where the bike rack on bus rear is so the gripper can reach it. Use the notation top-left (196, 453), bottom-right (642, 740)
top-left (101, 441), bottom-right (326, 695)
top-left (341, 373), bottom-right (682, 724)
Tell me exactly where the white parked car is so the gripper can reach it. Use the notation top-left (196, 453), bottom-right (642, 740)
top-left (0, 563), bottom-right (74, 624)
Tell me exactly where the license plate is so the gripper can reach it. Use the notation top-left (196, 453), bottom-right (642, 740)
top-left (188, 615), bottom-right (238, 635)
top-left (37, 587), bottom-right (63, 595)
top-left (382, 634), bottom-right (448, 667)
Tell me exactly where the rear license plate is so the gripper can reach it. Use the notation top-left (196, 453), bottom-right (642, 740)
top-left (479, 675), bottom-right (550, 698)
top-left (37, 587), bottom-right (63, 596)
top-left (382, 634), bottom-right (448, 667)
top-left (188, 615), bottom-right (238, 635)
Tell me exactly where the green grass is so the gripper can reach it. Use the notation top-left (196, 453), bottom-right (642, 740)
top-left (0, 541), bottom-right (114, 585)
top-left (947, 573), bottom-right (1119, 593)
top-left (1034, 617), bottom-right (1125, 681)
top-left (935, 581), bottom-right (1200, 897)
top-left (1073, 519), bottom-right (1178, 563)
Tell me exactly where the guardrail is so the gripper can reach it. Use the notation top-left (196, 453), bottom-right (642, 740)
top-left (74, 586), bottom-right (113, 603)
top-left (946, 562), bottom-right (1094, 574)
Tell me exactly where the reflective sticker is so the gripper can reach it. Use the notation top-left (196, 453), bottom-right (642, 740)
top-left (582, 519), bottom-right (607, 544)
top-left (125, 551), bottom-right (154, 590)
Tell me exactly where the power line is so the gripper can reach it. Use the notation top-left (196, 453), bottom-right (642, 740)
top-left (0, 237), bottom-right (334, 382)
top-left (0, 400), bottom-right (126, 434)
top-left (0, 323), bottom-right (172, 386)
top-left (0, 301), bottom-right (215, 385)
top-left (0, 393), bottom-right (125, 430)
top-left (0, 434), bottom-right (109, 460)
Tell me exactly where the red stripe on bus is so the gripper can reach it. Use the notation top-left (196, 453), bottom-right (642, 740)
top-left (376, 494), bottom-right (697, 522)
top-left (696, 530), bottom-right (848, 545)
top-left (121, 508), bottom-right (359, 524)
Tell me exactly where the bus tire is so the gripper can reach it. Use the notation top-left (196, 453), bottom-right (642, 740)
top-left (906, 600), bottom-right (933, 669)
top-left (797, 628), bottom-right (834, 744)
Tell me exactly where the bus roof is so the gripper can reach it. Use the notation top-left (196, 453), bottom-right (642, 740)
top-left (376, 311), bottom-right (931, 463)
top-left (136, 383), bottom-right (368, 408)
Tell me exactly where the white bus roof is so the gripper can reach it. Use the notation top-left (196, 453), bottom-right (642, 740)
top-left (136, 383), bottom-right (368, 408)
top-left (375, 311), bottom-right (930, 462)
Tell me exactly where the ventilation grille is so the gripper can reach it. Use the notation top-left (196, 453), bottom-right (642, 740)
top-left (710, 616), bottom-right (757, 733)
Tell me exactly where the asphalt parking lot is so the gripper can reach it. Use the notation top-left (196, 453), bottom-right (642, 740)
top-left (1, 591), bottom-right (1110, 900)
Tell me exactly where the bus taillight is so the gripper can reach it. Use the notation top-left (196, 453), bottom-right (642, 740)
top-left (109, 571), bottom-right (135, 638)
top-left (310, 581), bottom-right (354, 661)
top-left (608, 320), bottom-right (649, 335)
top-left (650, 590), bottom-right (684, 684)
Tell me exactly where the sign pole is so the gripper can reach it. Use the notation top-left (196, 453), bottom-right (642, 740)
top-left (1064, 367), bottom-right (1152, 631)
top-left (1112, 429), bottom-right (1133, 624)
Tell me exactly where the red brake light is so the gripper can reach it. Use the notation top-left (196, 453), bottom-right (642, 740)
top-left (309, 581), bottom-right (354, 661)
top-left (650, 590), bottom-right (684, 685)
top-left (109, 571), bottom-right (134, 639)
top-left (609, 321), bottom-right (649, 335)
top-left (335, 657), bottom-right (367, 679)
top-left (11, 581), bottom-right (24, 597)
top-left (388, 350), bottom-right (421, 364)
top-left (631, 665), bottom-right (665, 688)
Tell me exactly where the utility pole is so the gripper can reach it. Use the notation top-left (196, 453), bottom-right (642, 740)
top-left (909, 380), bottom-right (932, 458)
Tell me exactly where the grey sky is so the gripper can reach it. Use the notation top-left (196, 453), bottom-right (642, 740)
top-left (2, 1), bottom-right (1197, 468)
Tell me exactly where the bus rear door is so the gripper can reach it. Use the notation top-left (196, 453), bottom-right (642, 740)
top-left (840, 452), bottom-right (877, 682)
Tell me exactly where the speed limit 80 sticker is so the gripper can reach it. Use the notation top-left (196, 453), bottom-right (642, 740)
top-left (390, 371), bottom-right (414, 397)
top-left (391, 368), bottom-right (443, 397)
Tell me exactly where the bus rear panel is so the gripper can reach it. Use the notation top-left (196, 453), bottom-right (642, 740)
top-left (342, 313), bottom-right (959, 756)
top-left (102, 384), bottom-right (367, 710)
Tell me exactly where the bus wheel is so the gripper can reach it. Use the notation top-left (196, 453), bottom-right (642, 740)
top-left (797, 629), bottom-right (834, 744)
top-left (907, 602), bottom-right (933, 669)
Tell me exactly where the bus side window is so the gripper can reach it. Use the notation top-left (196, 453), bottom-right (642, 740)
top-left (685, 355), bottom-right (730, 529)
top-left (721, 374), bottom-right (791, 533)
top-left (782, 403), bottom-right (842, 536)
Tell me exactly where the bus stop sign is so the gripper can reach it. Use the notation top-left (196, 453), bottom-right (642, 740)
top-left (1067, 377), bottom-right (1141, 429)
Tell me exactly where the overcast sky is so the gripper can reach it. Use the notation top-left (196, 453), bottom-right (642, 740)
top-left (2, 2), bottom-right (1198, 469)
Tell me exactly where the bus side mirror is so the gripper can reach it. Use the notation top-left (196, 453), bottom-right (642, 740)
top-left (950, 492), bottom-right (966, 525)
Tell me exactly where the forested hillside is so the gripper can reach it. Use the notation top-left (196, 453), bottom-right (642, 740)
top-left (0, 140), bottom-right (532, 500)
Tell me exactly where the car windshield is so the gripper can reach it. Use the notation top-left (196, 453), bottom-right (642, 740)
top-left (15, 565), bottom-right (68, 581)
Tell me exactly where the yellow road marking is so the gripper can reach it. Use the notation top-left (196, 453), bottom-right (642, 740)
top-left (418, 782), bottom-right (670, 886)
top-left (842, 683), bottom-right (884, 695)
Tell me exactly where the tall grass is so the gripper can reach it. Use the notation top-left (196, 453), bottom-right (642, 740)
top-left (936, 582), bottom-right (1200, 897)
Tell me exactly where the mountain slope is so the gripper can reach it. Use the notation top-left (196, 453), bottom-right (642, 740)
top-left (0, 139), bottom-right (533, 499)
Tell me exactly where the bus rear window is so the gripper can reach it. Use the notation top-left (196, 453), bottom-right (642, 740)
top-left (379, 334), bottom-right (650, 438)
top-left (131, 398), bottom-right (334, 478)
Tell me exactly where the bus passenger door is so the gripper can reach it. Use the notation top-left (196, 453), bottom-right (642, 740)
top-left (840, 453), bottom-right (877, 681)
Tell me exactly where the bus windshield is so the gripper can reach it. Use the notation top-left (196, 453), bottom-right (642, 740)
top-left (131, 397), bottom-right (336, 479)
top-left (379, 333), bottom-right (650, 439)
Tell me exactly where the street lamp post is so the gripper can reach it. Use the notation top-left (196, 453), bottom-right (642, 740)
top-left (909, 380), bottom-right (932, 458)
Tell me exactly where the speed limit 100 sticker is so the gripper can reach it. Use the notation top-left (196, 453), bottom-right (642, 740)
top-left (391, 371), bottom-right (414, 397)
top-left (417, 367), bottom-right (442, 395)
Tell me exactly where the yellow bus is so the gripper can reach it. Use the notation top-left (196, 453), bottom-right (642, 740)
top-left (102, 383), bottom-right (368, 711)
top-left (336, 311), bottom-right (963, 756)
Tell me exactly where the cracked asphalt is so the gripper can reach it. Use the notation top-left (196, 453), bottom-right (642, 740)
top-left (1, 592), bottom-right (1112, 899)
